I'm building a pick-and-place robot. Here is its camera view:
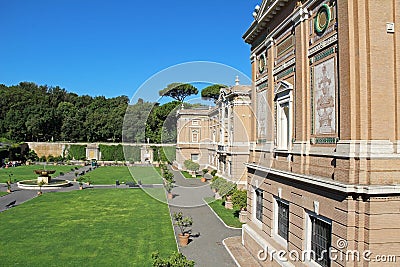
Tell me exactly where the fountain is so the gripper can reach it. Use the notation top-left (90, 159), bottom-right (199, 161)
top-left (34, 169), bottom-right (56, 184)
top-left (17, 169), bottom-right (71, 190)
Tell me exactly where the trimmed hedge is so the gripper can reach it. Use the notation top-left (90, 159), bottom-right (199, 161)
top-left (123, 146), bottom-right (141, 162)
top-left (151, 146), bottom-right (176, 163)
top-left (66, 145), bottom-right (86, 160)
top-left (99, 144), bottom-right (124, 161)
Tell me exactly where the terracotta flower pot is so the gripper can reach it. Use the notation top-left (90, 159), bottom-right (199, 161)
top-left (178, 233), bottom-right (190, 246)
top-left (239, 210), bottom-right (248, 223)
top-left (167, 193), bottom-right (173, 199)
top-left (201, 177), bottom-right (206, 182)
top-left (7, 189), bottom-right (11, 193)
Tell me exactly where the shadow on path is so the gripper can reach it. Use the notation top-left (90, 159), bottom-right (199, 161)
top-left (168, 168), bottom-right (241, 267)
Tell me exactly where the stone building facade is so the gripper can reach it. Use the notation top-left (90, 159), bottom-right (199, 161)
top-left (241, 0), bottom-right (400, 266)
top-left (176, 82), bottom-right (252, 185)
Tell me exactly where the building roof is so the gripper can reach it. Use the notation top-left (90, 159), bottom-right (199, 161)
top-left (243, 0), bottom-right (292, 44)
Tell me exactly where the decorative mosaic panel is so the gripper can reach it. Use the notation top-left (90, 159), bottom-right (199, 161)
top-left (257, 90), bottom-right (268, 141)
top-left (276, 35), bottom-right (294, 57)
top-left (313, 58), bottom-right (336, 135)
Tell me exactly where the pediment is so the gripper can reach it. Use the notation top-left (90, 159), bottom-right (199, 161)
top-left (255, 0), bottom-right (289, 22)
top-left (274, 80), bottom-right (293, 95)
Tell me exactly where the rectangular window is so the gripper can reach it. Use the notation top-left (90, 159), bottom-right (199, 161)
top-left (311, 215), bottom-right (331, 267)
top-left (191, 131), bottom-right (199, 143)
top-left (255, 189), bottom-right (263, 222)
top-left (191, 154), bottom-right (199, 161)
top-left (192, 120), bottom-right (199, 125)
top-left (277, 102), bottom-right (290, 149)
top-left (277, 200), bottom-right (289, 241)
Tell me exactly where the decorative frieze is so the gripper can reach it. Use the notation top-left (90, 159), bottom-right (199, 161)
top-left (276, 66), bottom-right (295, 80)
top-left (311, 137), bottom-right (339, 144)
top-left (255, 75), bottom-right (269, 86)
top-left (276, 35), bottom-right (294, 57)
top-left (273, 57), bottom-right (295, 75)
top-left (256, 81), bottom-right (268, 91)
top-left (310, 46), bottom-right (335, 64)
top-left (308, 34), bottom-right (337, 56)
top-left (275, 49), bottom-right (295, 66)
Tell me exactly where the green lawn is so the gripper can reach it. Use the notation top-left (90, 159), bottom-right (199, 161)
top-left (0, 189), bottom-right (177, 266)
top-left (0, 191), bottom-right (8, 197)
top-left (181, 171), bottom-right (202, 179)
top-left (130, 166), bottom-right (163, 184)
top-left (82, 166), bottom-right (163, 185)
top-left (0, 165), bottom-right (77, 183)
top-left (205, 197), bottom-right (243, 228)
top-left (82, 166), bottom-right (133, 184)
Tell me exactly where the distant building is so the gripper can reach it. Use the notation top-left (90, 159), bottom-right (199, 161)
top-left (176, 81), bottom-right (252, 186)
top-left (240, 0), bottom-right (400, 266)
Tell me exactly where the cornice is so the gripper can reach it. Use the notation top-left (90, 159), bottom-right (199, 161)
top-left (245, 163), bottom-right (400, 195)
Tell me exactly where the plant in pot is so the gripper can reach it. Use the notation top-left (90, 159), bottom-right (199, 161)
top-left (232, 189), bottom-right (248, 223)
top-left (74, 171), bottom-right (79, 182)
top-left (6, 180), bottom-right (12, 193)
top-left (172, 212), bottom-right (193, 247)
top-left (6, 172), bottom-right (13, 193)
top-left (220, 181), bottom-right (236, 209)
top-left (201, 168), bottom-right (209, 182)
top-left (77, 176), bottom-right (85, 190)
top-left (85, 175), bottom-right (92, 185)
top-left (37, 180), bottom-right (46, 195)
top-left (163, 171), bottom-right (175, 184)
top-left (184, 160), bottom-right (199, 178)
top-left (165, 181), bottom-right (174, 199)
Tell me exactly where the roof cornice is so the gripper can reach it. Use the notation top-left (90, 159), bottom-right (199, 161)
top-left (243, 0), bottom-right (290, 44)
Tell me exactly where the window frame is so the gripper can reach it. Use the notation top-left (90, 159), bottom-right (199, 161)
top-left (273, 197), bottom-right (290, 247)
top-left (191, 154), bottom-right (199, 162)
top-left (252, 188), bottom-right (263, 228)
top-left (274, 81), bottom-right (293, 151)
top-left (305, 211), bottom-right (332, 267)
top-left (191, 129), bottom-right (199, 143)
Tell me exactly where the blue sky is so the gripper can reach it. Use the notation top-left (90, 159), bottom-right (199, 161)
top-left (0, 0), bottom-right (259, 99)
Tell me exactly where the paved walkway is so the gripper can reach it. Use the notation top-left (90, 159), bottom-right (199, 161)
top-left (168, 169), bottom-right (241, 266)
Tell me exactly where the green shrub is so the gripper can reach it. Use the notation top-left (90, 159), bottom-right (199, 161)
top-left (67, 145), bottom-right (86, 160)
top-left (162, 146), bottom-right (176, 163)
top-left (210, 169), bottom-right (217, 176)
top-left (184, 160), bottom-right (199, 172)
top-left (47, 155), bottom-right (55, 162)
top-left (123, 145), bottom-right (141, 162)
top-left (152, 251), bottom-right (194, 267)
top-left (211, 177), bottom-right (236, 197)
top-left (99, 144), bottom-right (125, 161)
top-left (231, 189), bottom-right (247, 210)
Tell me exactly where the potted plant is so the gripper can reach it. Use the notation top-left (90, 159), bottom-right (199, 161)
top-left (184, 160), bottom-right (200, 178)
top-left (37, 180), bottom-right (46, 195)
top-left (74, 171), bottom-right (78, 182)
top-left (172, 212), bottom-right (193, 246)
top-left (77, 176), bottom-right (85, 190)
top-left (232, 189), bottom-right (248, 223)
top-left (165, 181), bottom-right (174, 199)
top-left (6, 180), bottom-right (12, 193)
top-left (6, 173), bottom-right (13, 193)
top-left (85, 175), bottom-right (92, 185)
top-left (201, 168), bottom-right (208, 182)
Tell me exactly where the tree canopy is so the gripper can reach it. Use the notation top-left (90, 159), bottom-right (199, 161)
top-left (0, 82), bottom-right (128, 142)
top-left (159, 83), bottom-right (198, 102)
top-left (201, 84), bottom-right (226, 102)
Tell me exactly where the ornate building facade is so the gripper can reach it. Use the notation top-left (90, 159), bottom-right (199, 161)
top-left (241, 0), bottom-right (400, 266)
top-left (176, 82), bottom-right (252, 185)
